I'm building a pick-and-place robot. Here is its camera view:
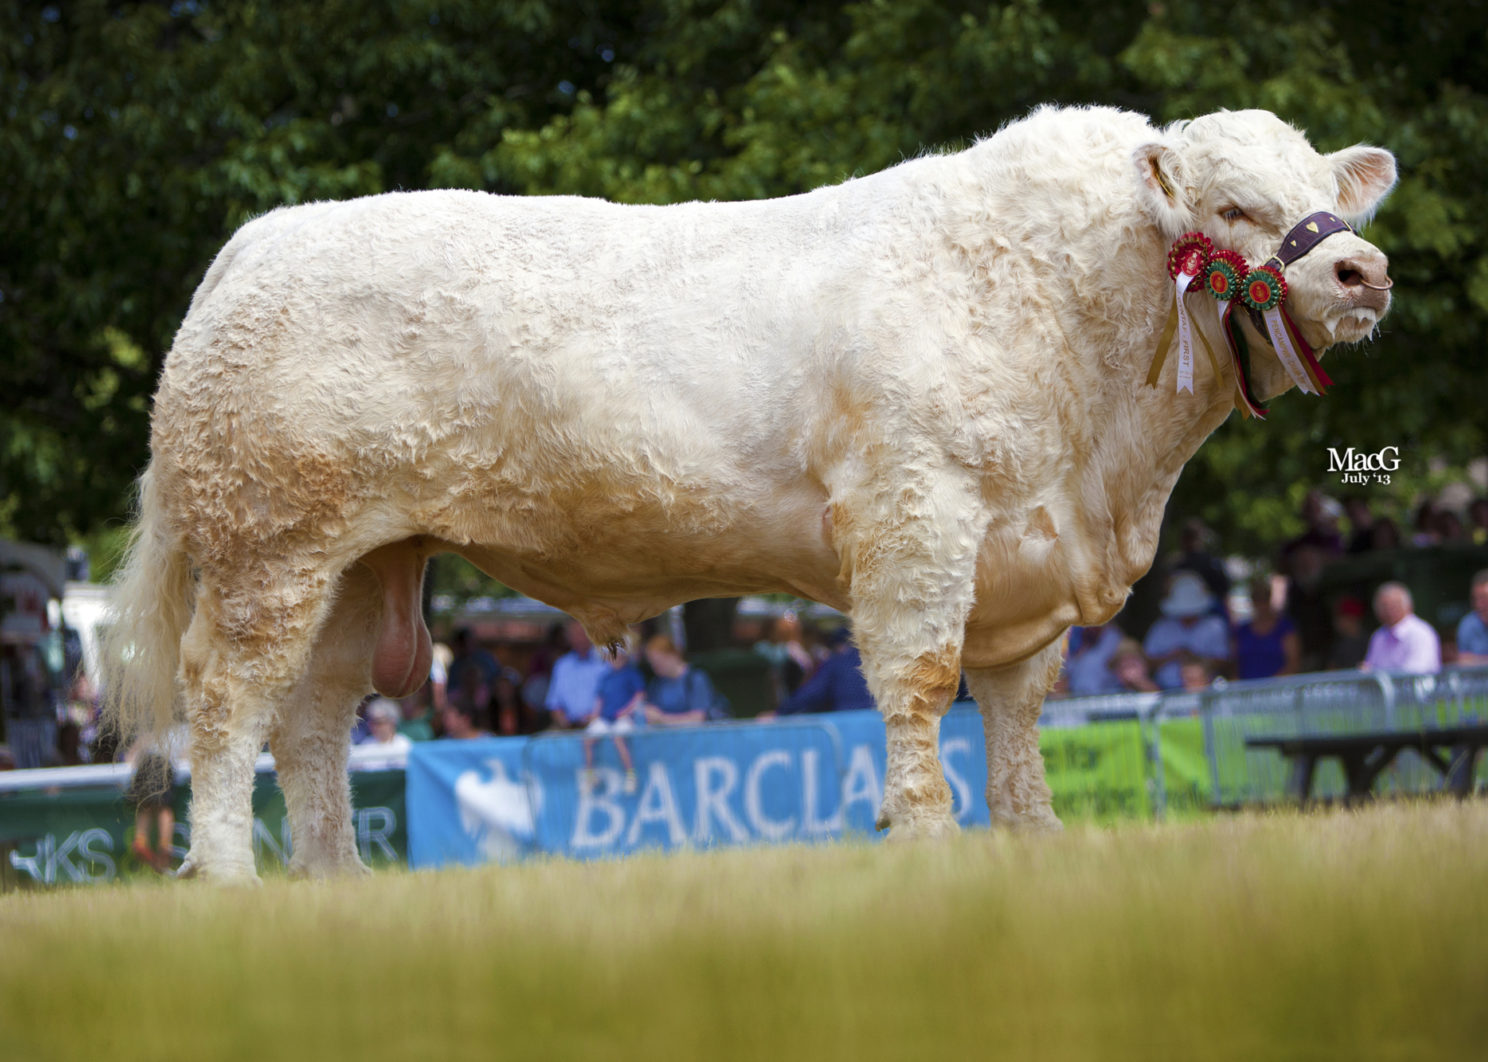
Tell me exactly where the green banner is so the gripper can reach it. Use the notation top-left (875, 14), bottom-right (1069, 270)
top-left (1039, 717), bottom-right (1217, 823)
top-left (1, 770), bottom-right (406, 887)
top-left (1041, 721), bottom-right (1153, 823)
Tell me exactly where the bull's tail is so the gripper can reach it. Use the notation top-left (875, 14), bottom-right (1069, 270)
top-left (100, 464), bottom-right (194, 749)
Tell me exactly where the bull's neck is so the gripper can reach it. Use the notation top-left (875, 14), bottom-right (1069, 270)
top-left (1085, 238), bottom-right (1237, 583)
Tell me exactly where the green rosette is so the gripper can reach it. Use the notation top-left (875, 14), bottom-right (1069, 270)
top-left (1240, 264), bottom-right (1287, 312)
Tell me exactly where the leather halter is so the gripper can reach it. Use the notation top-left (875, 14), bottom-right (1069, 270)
top-left (1263, 210), bottom-right (1355, 273)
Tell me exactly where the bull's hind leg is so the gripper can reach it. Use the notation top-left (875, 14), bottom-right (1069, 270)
top-left (267, 565), bottom-right (380, 878)
top-left (178, 564), bottom-right (338, 883)
top-left (268, 543), bottom-right (433, 877)
top-left (838, 469), bottom-right (980, 840)
top-left (965, 642), bottom-right (1064, 832)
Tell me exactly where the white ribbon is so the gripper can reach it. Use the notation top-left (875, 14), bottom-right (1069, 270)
top-left (1261, 307), bottom-right (1316, 395)
top-left (1174, 271), bottom-right (1196, 394)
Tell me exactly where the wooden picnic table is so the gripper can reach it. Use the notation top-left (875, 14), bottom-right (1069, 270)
top-left (1245, 724), bottom-right (1488, 804)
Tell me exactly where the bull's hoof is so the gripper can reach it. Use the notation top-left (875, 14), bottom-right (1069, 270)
top-left (989, 808), bottom-right (1064, 834)
top-left (875, 803), bottom-right (960, 841)
top-left (174, 855), bottom-right (261, 886)
top-left (288, 855), bottom-right (373, 880)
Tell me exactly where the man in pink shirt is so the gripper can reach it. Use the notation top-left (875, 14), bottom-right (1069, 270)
top-left (1361, 582), bottom-right (1441, 675)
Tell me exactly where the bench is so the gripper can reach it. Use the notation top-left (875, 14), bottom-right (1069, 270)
top-left (1245, 724), bottom-right (1488, 804)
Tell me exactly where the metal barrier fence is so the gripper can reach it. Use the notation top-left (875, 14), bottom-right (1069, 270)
top-left (1045, 664), bottom-right (1488, 815)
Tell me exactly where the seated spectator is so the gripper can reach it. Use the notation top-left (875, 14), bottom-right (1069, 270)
top-left (642, 634), bottom-right (724, 725)
top-left (1143, 572), bottom-right (1232, 689)
top-left (1435, 508), bottom-right (1468, 544)
top-left (1178, 652), bottom-right (1214, 692)
top-left (1410, 500), bottom-right (1440, 548)
top-left (440, 695), bottom-right (491, 740)
top-left (1171, 518), bottom-right (1231, 619)
top-left (1064, 623), bottom-right (1125, 695)
top-left (1368, 517), bottom-right (1402, 551)
top-left (753, 612), bottom-right (817, 708)
top-left (397, 695), bottom-right (436, 742)
top-left (772, 627), bottom-right (876, 716)
top-left (491, 666), bottom-right (534, 736)
top-left (447, 628), bottom-right (500, 718)
top-left (357, 698), bottom-right (414, 767)
top-left (1233, 578), bottom-right (1300, 681)
top-left (1109, 639), bottom-right (1159, 693)
top-left (1325, 597), bottom-right (1370, 670)
top-left (1361, 582), bottom-right (1441, 675)
top-left (545, 621), bottom-right (609, 729)
top-left (1456, 569), bottom-right (1488, 666)
top-left (521, 622), bottom-right (566, 718)
top-left (1343, 495), bottom-right (1375, 554)
top-left (427, 640), bottom-right (451, 714)
top-left (1281, 491), bottom-right (1345, 567)
top-left (1470, 497), bottom-right (1488, 546)
top-left (584, 636), bottom-right (646, 791)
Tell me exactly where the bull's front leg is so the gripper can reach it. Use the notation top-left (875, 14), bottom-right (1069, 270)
top-left (963, 642), bottom-right (1064, 832)
top-left (837, 468), bottom-right (980, 841)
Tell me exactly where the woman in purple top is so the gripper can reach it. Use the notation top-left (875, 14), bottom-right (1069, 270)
top-left (1233, 579), bottom-right (1300, 681)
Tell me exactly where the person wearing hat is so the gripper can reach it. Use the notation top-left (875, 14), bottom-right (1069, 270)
top-left (1142, 572), bottom-right (1231, 689)
top-left (357, 697), bottom-right (415, 769)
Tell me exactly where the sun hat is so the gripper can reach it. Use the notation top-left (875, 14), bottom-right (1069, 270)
top-left (366, 697), bottom-right (401, 725)
top-left (1159, 571), bottom-right (1216, 618)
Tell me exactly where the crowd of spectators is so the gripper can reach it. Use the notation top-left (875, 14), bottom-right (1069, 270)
top-left (4, 492), bottom-right (1487, 771)
top-left (1055, 492), bottom-right (1488, 696)
top-left (352, 615), bottom-right (836, 759)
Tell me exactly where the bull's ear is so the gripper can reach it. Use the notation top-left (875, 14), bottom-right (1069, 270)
top-left (1330, 145), bottom-right (1397, 224)
top-left (1133, 142), bottom-right (1191, 239)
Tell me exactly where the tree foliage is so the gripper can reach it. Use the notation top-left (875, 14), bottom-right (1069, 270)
top-left (3, 0), bottom-right (1485, 560)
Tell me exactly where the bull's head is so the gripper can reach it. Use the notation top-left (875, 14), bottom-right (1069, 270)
top-left (1135, 110), bottom-right (1397, 400)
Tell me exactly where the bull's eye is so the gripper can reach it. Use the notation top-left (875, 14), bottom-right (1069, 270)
top-left (1221, 206), bottom-right (1247, 223)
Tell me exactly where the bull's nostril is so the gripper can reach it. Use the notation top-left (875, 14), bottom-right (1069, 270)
top-left (1337, 265), bottom-right (1363, 287)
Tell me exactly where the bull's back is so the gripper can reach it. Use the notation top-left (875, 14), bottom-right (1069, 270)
top-left (155, 188), bottom-right (865, 594)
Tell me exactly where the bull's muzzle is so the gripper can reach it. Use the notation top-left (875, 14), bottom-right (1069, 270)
top-left (1334, 251), bottom-right (1392, 315)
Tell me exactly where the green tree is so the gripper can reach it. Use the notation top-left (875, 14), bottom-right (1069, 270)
top-left (2, 0), bottom-right (641, 543)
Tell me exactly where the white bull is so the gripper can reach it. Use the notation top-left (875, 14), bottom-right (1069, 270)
top-left (105, 105), bottom-right (1395, 881)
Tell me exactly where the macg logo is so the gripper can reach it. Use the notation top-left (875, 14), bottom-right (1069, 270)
top-left (1327, 445), bottom-right (1400, 485)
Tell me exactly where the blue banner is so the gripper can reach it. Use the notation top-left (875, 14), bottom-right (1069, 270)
top-left (404, 736), bottom-right (534, 868)
top-left (405, 708), bottom-right (995, 867)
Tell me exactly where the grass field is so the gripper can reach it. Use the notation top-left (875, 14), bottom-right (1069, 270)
top-left (4, 800), bottom-right (1486, 1061)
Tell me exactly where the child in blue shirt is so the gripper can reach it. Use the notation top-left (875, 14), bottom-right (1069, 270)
top-left (583, 639), bottom-right (645, 792)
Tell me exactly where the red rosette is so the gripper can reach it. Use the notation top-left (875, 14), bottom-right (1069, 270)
top-left (1205, 249), bottom-right (1248, 301)
top-left (1167, 232), bottom-right (1213, 279)
top-left (1241, 264), bottom-right (1287, 311)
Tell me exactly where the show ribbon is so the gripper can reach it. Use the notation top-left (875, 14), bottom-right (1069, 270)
top-left (1241, 264), bottom-right (1316, 395)
top-left (1165, 233), bottom-right (1212, 395)
top-left (1202, 249), bottom-right (1267, 419)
